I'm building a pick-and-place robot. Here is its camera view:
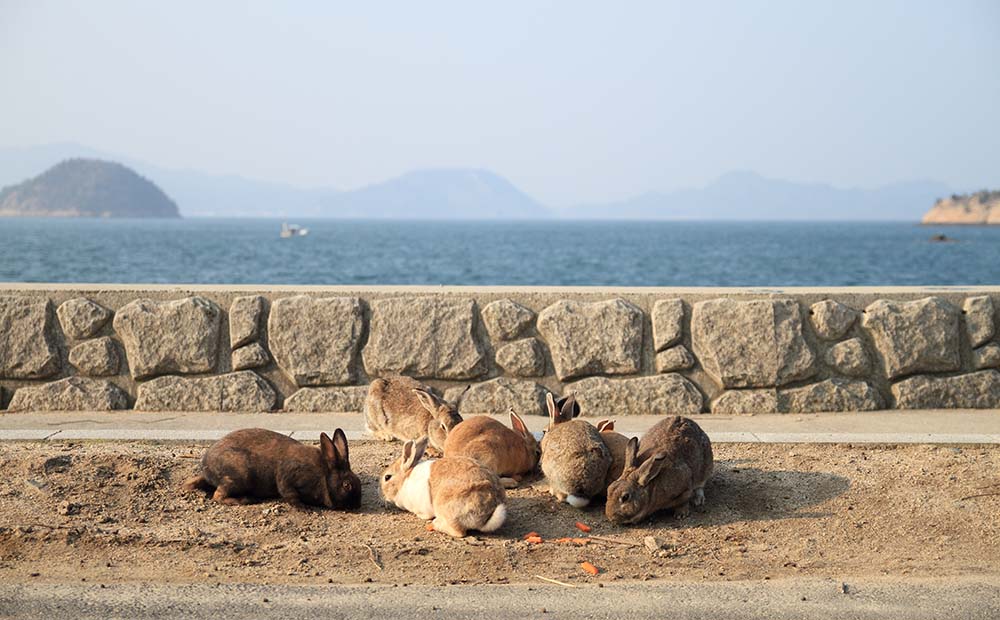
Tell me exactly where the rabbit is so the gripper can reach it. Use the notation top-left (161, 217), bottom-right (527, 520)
top-left (539, 393), bottom-right (611, 508)
top-left (605, 416), bottom-right (713, 524)
top-left (364, 375), bottom-right (464, 453)
top-left (380, 437), bottom-right (507, 538)
top-left (596, 419), bottom-right (630, 489)
top-left (183, 428), bottom-right (362, 510)
top-left (443, 409), bottom-right (540, 487)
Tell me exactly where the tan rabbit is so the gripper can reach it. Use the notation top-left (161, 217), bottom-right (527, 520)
top-left (364, 375), bottom-right (463, 452)
top-left (539, 393), bottom-right (611, 508)
top-left (380, 438), bottom-right (507, 538)
top-left (183, 428), bottom-right (362, 510)
top-left (606, 416), bottom-right (713, 524)
top-left (596, 419), bottom-right (630, 489)
top-left (443, 409), bottom-right (540, 487)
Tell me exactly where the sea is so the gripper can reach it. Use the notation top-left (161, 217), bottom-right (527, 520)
top-left (0, 218), bottom-right (997, 287)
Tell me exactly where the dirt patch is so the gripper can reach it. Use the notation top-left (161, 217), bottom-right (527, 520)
top-left (0, 441), bottom-right (998, 586)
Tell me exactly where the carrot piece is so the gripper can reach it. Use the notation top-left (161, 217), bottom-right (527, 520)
top-left (571, 538), bottom-right (590, 545)
top-left (554, 537), bottom-right (573, 543)
top-left (580, 561), bottom-right (600, 575)
top-left (575, 522), bottom-right (592, 533)
top-left (526, 536), bottom-right (544, 544)
top-left (425, 523), bottom-right (435, 531)
top-left (523, 531), bottom-right (540, 540)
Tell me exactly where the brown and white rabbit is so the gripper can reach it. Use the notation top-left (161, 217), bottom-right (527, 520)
top-left (596, 419), bottom-right (630, 489)
top-left (443, 409), bottom-right (540, 487)
top-left (539, 393), bottom-right (611, 508)
top-left (380, 437), bottom-right (507, 538)
top-left (364, 375), bottom-right (463, 452)
top-left (183, 428), bottom-right (362, 510)
top-left (605, 416), bottom-right (713, 524)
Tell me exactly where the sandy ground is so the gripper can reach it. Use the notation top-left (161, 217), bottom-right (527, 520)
top-left (0, 440), bottom-right (998, 586)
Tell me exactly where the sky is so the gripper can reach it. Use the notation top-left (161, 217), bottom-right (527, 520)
top-left (1, 1), bottom-right (998, 205)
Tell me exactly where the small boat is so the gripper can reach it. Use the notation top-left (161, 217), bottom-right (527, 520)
top-left (280, 222), bottom-right (310, 238)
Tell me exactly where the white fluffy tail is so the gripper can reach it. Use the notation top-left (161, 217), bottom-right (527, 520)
top-left (480, 503), bottom-right (507, 532)
top-left (566, 494), bottom-right (590, 508)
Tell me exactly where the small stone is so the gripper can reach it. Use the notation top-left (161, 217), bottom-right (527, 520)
top-left (973, 343), bottom-right (1000, 370)
top-left (134, 371), bottom-right (277, 412)
top-left (824, 338), bottom-right (870, 377)
top-left (862, 297), bottom-right (961, 380)
top-left (68, 337), bottom-right (120, 377)
top-left (0, 296), bottom-right (61, 379)
top-left (283, 386), bottom-right (369, 413)
top-left (446, 377), bottom-right (550, 416)
top-left (643, 536), bottom-right (663, 553)
top-left (7, 377), bottom-right (129, 411)
top-left (482, 299), bottom-right (535, 341)
top-left (113, 297), bottom-right (222, 380)
top-left (59, 501), bottom-right (81, 516)
top-left (269, 296), bottom-right (365, 386)
top-left (810, 300), bottom-right (858, 340)
top-left (567, 374), bottom-right (703, 416)
top-left (495, 338), bottom-right (546, 377)
top-left (963, 296), bottom-right (995, 348)
top-left (652, 299), bottom-right (685, 351)
top-left (711, 389), bottom-right (779, 414)
top-left (57, 298), bottom-right (113, 339)
top-left (232, 342), bottom-right (270, 371)
top-left (364, 297), bottom-right (486, 380)
top-left (537, 298), bottom-right (644, 381)
top-left (778, 378), bottom-right (883, 413)
top-left (892, 370), bottom-right (1000, 409)
top-left (655, 345), bottom-right (695, 373)
top-left (229, 295), bottom-right (266, 349)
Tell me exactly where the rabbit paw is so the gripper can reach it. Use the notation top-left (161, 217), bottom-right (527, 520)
top-left (500, 477), bottom-right (519, 489)
top-left (693, 487), bottom-right (705, 507)
top-left (673, 503), bottom-right (691, 519)
top-left (431, 517), bottom-right (465, 538)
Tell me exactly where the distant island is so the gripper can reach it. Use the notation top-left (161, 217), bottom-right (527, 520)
top-left (921, 190), bottom-right (1000, 225)
top-left (0, 158), bottom-right (180, 218)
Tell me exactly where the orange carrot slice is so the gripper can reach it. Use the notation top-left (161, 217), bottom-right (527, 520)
top-left (526, 536), bottom-right (544, 544)
top-left (523, 532), bottom-right (540, 540)
top-left (571, 537), bottom-right (590, 545)
top-left (425, 523), bottom-right (435, 531)
top-left (580, 561), bottom-right (600, 575)
top-left (575, 522), bottom-right (592, 533)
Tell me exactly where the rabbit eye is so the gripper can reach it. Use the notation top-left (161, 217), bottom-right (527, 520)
top-left (384, 474), bottom-right (392, 482)
top-left (620, 492), bottom-right (631, 503)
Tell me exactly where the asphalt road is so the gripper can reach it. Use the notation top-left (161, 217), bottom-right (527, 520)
top-left (2, 578), bottom-right (998, 620)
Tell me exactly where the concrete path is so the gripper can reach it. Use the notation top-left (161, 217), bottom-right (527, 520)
top-left (1, 409), bottom-right (999, 444)
top-left (1, 578), bottom-right (998, 620)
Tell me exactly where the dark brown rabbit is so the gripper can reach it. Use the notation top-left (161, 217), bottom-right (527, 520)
top-left (183, 428), bottom-right (362, 510)
top-left (606, 416), bottom-right (713, 524)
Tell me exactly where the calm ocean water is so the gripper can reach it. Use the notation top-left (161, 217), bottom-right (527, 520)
top-left (0, 218), bottom-right (997, 286)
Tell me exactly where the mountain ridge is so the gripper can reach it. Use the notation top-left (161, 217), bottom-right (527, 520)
top-left (0, 143), bottom-right (955, 220)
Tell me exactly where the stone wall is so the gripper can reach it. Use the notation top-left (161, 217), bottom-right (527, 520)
top-left (1, 284), bottom-right (999, 415)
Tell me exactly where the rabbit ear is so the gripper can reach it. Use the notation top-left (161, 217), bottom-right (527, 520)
top-left (331, 428), bottom-right (350, 468)
top-left (560, 394), bottom-right (580, 420)
top-left (624, 436), bottom-right (639, 470)
top-left (509, 409), bottom-right (529, 436)
top-left (413, 388), bottom-right (439, 413)
top-left (636, 452), bottom-right (668, 487)
top-left (320, 432), bottom-right (336, 464)
top-left (545, 393), bottom-right (560, 424)
top-left (596, 419), bottom-right (615, 432)
top-left (402, 437), bottom-right (428, 470)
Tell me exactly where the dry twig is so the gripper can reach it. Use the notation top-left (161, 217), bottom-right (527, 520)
top-left (535, 575), bottom-right (577, 588)
top-left (586, 535), bottom-right (644, 548)
top-left (364, 543), bottom-right (383, 570)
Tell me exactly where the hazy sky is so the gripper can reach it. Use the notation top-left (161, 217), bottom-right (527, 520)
top-left (1, 1), bottom-right (998, 205)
